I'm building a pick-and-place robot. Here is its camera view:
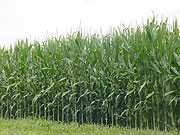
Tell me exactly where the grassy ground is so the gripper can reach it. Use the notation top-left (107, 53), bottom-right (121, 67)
top-left (0, 118), bottom-right (179, 135)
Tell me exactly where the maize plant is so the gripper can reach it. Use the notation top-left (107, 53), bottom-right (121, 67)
top-left (0, 17), bottom-right (180, 131)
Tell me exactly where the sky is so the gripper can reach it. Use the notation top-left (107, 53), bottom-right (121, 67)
top-left (0, 0), bottom-right (180, 47)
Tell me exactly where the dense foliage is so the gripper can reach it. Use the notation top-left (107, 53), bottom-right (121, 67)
top-left (0, 17), bottom-right (180, 131)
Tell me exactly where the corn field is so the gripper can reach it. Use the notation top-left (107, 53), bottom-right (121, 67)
top-left (0, 17), bottom-right (180, 131)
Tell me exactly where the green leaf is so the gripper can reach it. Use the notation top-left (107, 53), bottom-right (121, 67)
top-left (146, 91), bottom-right (155, 100)
top-left (33, 94), bottom-right (42, 103)
top-left (171, 67), bottom-right (180, 76)
top-left (174, 52), bottom-right (180, 66)
top-left (41, 83), bottom-right (54, 96)
top-left (164, 91), bottom-right (174, 97)
top-left (107, 92), bottom-right (114, 99)
top-left (62, 104), bottom-right (70, 111)
top-left (124, 90), bottom-right (134, 100)
top-left (151, 62), bottom-right (161, 74)
top-left (62, 90), bottom-right (71, 97)
top-left (138, 81), bottom-right (147, 94)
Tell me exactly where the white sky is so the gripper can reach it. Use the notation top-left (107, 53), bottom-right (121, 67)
top-left (0, 0), bottom-right (180, 47)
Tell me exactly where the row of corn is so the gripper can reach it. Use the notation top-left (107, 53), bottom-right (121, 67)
top-left (0, 17), bottom-right (180, 131)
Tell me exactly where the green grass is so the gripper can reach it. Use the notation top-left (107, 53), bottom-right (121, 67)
top-left (0, 118), bottom-right (179, 135)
